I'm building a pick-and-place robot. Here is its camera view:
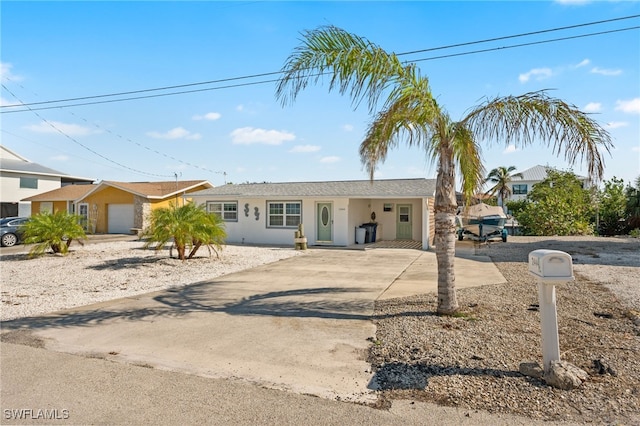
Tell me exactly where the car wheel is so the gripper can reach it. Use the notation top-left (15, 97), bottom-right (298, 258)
top-left (1, 233), bottom-right (18, 247)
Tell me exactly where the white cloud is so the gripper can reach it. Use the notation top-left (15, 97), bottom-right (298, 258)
top-left (342, 124), bottom-right (354, 132)
top-left (503, 144), bottom-right (518, 154)
top-left (575, 59), bottom-right (590, 68)
top-left (236, 104), bottom-right (244, 112)
top-left (319, 156), bottom-right (341, 164)
top-left (147, 127), bottom-right (201, 140)
top-left (230, 127), bottom-right (295, 145)
top-left (25, 121), bottom-right (96, 136)
top-left (615, 98), bottom-right (640, 114)
top-left (518, 68), bottom-right (553, 83)
top-left (583, 102), bottom-right (601, 113)
top-left (605, 122), bottom-right (628, 130)
top-left (192, 112), bottom-right (221, 121)
top-left (632, 146), bottom-right (640, 153)
top-left (0, 97), bottom-right (14, 107)
top-left (289, 144), bottom-right (321, 153)
top-left (591, 67), bottom-right (622, 76)
top-left (0, 62), bottom-right (24, 82)
top-left (50, 155), bottom-right (69, 161)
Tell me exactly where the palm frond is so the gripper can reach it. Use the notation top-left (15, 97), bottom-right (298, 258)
top-left (276, 25), bottom-right (421, 114)
top-left (451, 123), bottom-right (485, 205)
top-left (463, 91), bottom-right (613, 181)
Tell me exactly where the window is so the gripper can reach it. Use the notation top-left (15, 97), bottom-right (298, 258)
top-left (512, 184), bottom-right (528, 195)
top-left (40, 202), bottom-right (53, 214)
top-left (19, 177), bottom-right (38, 189)
top-left (207, 201), bottom-right (238, 221)
top-left (267, 201), bottom-right (301, 228)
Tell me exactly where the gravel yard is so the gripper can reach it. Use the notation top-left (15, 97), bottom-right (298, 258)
top-left (369, 236), bottom-right (640, 424)
top-left (1, 241), bottom-right (302, 321)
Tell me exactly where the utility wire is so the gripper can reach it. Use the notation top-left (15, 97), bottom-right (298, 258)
top-left (2, 14), bottom-right (638, 111)
top-left (397, 14), bottom-right (639, 56)
top-left (3, 77), bottom-right (227, 177)
top-left (2, 83), bottom-right (175, 178)
top-left (3, 25), bottom-right (638, 114)
top-left (411, 25), bottom-right (640, 63)
top-left (67, 109), bottom-right (227, 176)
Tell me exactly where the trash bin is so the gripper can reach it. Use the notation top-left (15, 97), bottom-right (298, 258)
top-left (366, 223), bottom-right (378, 242)
top-left (355, 227), bottom-right (366, 244)
top-left (360, 223), bottom-right (378, 243)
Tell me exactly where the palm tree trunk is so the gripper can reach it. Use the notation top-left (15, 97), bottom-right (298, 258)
top-left (434, 144), bottom-right (459, 315)
top-left (188, 241), bottom-right (202, 259)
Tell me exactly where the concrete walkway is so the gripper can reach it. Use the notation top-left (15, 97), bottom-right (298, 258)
top-left (2, 244), bottom-right (505, 406)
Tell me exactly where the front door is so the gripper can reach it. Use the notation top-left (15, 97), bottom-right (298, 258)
top-left (396, 204), bottom-right (412, 239)
top-left (316, 203), bottom-right (332, 242)
top-left (77, 203), bottom-right (89, 231)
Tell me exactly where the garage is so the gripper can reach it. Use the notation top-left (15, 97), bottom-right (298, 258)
top-left (107, 204), bottom-right (134, 234)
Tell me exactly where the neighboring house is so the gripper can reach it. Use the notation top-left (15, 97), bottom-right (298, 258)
top-left (0, 145), bottom-right (94, 218)
top-left (23, 180), bottom-right (213, 233)
top-left (505, 165), bottom-right (589, 203)
top-left (190, 178), bottom-right (437, 249)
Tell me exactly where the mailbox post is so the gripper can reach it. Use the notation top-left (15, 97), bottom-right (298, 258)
top-left (528, 250), bottom-right (574, 373)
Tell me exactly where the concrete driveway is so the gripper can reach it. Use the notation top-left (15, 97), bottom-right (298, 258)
top-left (1, 245), bottom-right (505, 403)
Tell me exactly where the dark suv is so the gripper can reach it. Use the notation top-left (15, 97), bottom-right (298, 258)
top-left (0, 217), bottom-right (29, 247)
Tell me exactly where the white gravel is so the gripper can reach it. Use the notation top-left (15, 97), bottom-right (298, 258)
top-left (1, 241), bottom-right (302, 321)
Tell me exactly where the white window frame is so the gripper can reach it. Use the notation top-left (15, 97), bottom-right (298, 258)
top-left (207, 201), bottom-right (238, 222)
top-left (512, 184), bottom-right (528, 195)
top-left (267, 201), bottom-right (301, 228)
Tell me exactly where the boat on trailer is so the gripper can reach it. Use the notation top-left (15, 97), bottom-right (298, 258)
top-left (457, 203), bottom-right (508, 242)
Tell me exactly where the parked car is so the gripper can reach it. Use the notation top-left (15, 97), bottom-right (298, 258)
top-left (0, 217), bottom-right (29, 247)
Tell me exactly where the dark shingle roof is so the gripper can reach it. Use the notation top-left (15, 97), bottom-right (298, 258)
top-left (191, 178), bottom-right (436, 198)
top-left (0, 158), bottom-right (94, 182)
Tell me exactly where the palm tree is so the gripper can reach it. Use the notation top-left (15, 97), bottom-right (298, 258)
top-left (276, 26), bottom-right (612, 314)
top-left (22, 211), bottom-right (87, 258)
top-left (143, 202), bottom-right (226, 261)
top-left (484, 166), bottom-right (523, 208)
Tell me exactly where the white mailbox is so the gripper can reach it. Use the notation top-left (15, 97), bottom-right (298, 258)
top-left (528, 249), bottom-right (574, 282)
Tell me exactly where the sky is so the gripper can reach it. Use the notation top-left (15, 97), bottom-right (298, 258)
top-left (1, 1), bottom-right (639, 189)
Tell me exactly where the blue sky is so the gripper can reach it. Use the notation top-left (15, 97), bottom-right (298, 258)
top-left (2, 1), bottom-right (639, 189)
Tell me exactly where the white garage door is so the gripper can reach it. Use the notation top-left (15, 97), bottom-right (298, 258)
top-left (107, 204), bottom-right (134, 234)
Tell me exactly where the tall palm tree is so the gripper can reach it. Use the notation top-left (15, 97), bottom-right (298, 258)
top-left (276, 26), bottom-right (612, 314)
top-left (484, 166), bottom-right (523, 208)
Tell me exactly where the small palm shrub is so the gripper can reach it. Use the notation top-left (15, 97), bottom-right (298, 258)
top-left (23, 211), bottom-right (87, 257)
top-left (143, 202), bottom-right (226, 261)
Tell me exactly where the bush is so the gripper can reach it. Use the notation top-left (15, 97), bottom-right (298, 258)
top-left (143, 202), bottom-right (227, 261)
top-left (22, 211), bottom-right (87, 257)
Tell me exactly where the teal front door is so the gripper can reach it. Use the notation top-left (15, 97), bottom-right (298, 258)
top-left (396, 204), bottom-right (413, 239)
top-left (317, 203), bottom-right (332, 242)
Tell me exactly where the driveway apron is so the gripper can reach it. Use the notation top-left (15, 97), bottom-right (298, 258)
top-left (7, 247), bottom-right (505, 403)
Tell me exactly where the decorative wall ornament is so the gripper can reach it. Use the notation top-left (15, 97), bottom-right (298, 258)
top-left (244, 203), bottom-right (250, 217)
top-left (254, 206), bottom-right (260, 221)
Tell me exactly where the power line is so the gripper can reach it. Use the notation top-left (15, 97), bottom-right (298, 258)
top-left (410, 26), bottom-right (640, 63)
top-left (1, 14), bottom-right (638, 112)
top-left (2, 83), bottom-right (175, 179)
top-left (66, 110), bottom-right (227, 176)
top-left (3, 79), bottom-right (228, 177)
top-left (397, 14), bottom-right (639, 56)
